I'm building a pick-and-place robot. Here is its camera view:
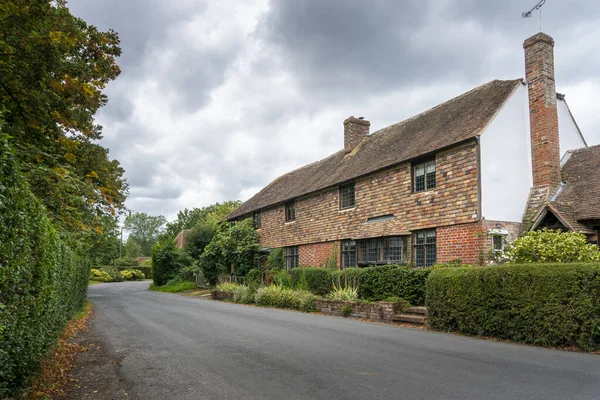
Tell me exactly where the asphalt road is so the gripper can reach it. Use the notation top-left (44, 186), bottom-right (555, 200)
top-left (87, 281), bottom-right (600, 400)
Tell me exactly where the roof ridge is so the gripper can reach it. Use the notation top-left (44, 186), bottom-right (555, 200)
top-left (572, 143), bottom-right (600, 152)
top-left (367, 79), bottom-right (523, 139)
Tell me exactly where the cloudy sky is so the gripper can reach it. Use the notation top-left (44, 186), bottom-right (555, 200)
top-left (69, 0), bottom-right (600, 221)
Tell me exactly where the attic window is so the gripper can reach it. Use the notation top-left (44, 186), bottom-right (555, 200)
top-left (285, 201), bottom-right (296, 222)
top-left (413, 159), bottom-right (436, 192)
top-left (339, 182), bottom-right (355, 209)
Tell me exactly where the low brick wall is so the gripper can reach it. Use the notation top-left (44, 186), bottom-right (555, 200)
top-left (212, 290), bottom-right (234, 301)
top-left (316, 299), bottom-right (397, 321)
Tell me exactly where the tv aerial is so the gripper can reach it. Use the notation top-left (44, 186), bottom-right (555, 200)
top-left (522, 0), bottom-right (547, 31)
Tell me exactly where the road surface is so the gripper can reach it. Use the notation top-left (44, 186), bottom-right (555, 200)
top-left (86, 281), bottom-right (600, 400)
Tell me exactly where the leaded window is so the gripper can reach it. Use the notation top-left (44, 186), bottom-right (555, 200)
top-left (285, 246), bottom-right (299, 271)
top-left (253, 211), bottom-right (261, 229)
top-left (413, 229), bottom-right (436, 267)
top-left (414, 159), bottom-right (436, 192)
top-left (356, 236), bottom-right (408, 265)
top-left (339, 182), bottom-right (356, 209)
top-left (285, 201), bottom-right (296, 222)
top-left (341, 240), bottom-right (356, 269)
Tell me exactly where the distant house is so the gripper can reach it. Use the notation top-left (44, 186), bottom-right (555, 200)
top-left (226, 32), bottom-right (597, 269)
top-left (175, 229), bottom-right (193, 249)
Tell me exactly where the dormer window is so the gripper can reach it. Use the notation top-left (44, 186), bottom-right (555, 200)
top-left (339, 182), bottom-right (355, 209)
top-left (285, 201), bottom-right (296, 222)
top-left (413, 158), bottom-right (436, 192)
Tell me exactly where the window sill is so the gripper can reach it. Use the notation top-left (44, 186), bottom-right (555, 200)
top-left (412, 188), bottom-right (437, 195)
top-left (284, 220), bottom-right (296, 225)
top-left (339, 207), bottom-right (356, 212)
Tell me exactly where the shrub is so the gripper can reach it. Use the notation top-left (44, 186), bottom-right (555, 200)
top-left (273, 269), bottom-right (292, 288)
top-left (290, 267), bottom-right (335, 295)
top-left (327, 276), bottom-right (359, 301)
top-left (506, 229), bottom-right (600, 263)
top-left (358, 265), bottom-right (430, 305)
top-left (90, 268), bottom-right (111, 282)
top-left (120, 269), bottom-right (145, 281)
top-left (140, 258), bottom-right (152, 268)
top-left (151, 240), bottom-right (192, 286)
top-left (149, 280), bottom-right (196, 293)
top-left (426, 263), bottom-right (600, 350)
top-left (120, 265), bottom-right (151, 279)
top-left (0, 136), bottom-right (90, 397)
top-left (233, 285), bottom-right (255, 304)
top-left (113, 257), bottom-right (138, 267)
top-left (267, 248), bottom-right (285, 269)
top-left (254, 286), bottom-right (317, 312)
top-left (341, 304), bottom-right (353, 317)
top-left (246, 269), bottom-right (263, 287)
top-left (216, 282), bottom-right (241, 292)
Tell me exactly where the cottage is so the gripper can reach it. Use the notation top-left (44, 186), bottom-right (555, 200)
top-left (226, 32), bottom-right (597, 269)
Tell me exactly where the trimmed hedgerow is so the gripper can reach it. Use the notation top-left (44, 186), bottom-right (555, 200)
top-left (357, 265), bottom-right (430, 305)
top-left (290, 267), bottom-right (336, 296)
top-left (426, 263), bottom-right (600, 350)
top-left (0, 136), bottom-right (90, 397)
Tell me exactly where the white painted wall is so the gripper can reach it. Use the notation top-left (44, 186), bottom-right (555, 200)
top-left (480, 83), bottom-right (533, 222)
top-left (557, 99), bottom-right (587, 155)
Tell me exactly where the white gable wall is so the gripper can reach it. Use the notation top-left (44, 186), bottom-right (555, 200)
top-left (557, 98), bottom-right (587, 155)
top-left (480, 83), bottom-right (532, 222)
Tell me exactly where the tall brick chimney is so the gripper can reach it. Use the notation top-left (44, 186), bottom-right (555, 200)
top-left (344, 116), bottom-right (370, 153)
top-left (523, 32), bottom-right (561, 191)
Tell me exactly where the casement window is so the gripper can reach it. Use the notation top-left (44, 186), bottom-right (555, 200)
top-left (413, 229), bottom-right (436, 267)
top-left (285, 201), bottom-right (296, 222)
top-left (253, 211), bottom-right (261, 229)
top-left (340, 240), bottom-right (357, 269)
top-left (339, 182), bottom-right (356, 209)
top-left (413, 159), bottom-right (436, 192)
top-left (356, 236), bottom-right (408, 265)
top-left (492, 235), bottom-right (504, 252)
top-left (285, 246), bottom-right (299, 271)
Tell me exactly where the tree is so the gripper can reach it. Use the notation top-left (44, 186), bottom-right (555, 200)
top-left (164, 201), bottom-right (241, 238)
top-left (124, 237), bottom-right (142, 259)
top-left (125, 212), bottom-right (167, 256)
top-left (151, 239), bottom-right (191, 286)
top-left (0, 0), bottom-right (127, 235)
top-left (199, 219), bottom-right (260, 285)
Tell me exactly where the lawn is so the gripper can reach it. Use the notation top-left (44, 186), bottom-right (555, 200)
top-left (149, 280), bottom-right (196, 293)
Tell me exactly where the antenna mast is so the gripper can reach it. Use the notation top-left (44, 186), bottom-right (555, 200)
top-left (522, 0), bottom-right (547, 31)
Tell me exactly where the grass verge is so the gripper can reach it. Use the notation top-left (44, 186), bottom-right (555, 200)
top-left (23, 301), bottom-right (93, 399)
top-left (149, 280), bottom-right (196, 293)
top-left (88, 280), bottom-right (104, 285)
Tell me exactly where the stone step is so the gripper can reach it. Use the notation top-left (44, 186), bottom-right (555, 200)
top-left (406, 306), bottom-right (428, 315)
top-left (393, 313), bottom-right (427, 325)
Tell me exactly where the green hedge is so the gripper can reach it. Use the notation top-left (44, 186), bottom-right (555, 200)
top-left (0, 136), bottom-right (90, 397)
top-left (426, 263), bottom-right (600, 350)
top-left (291, 265), bottom-right (429, 305)
top-left (254, 286), bottom-right (317, 312)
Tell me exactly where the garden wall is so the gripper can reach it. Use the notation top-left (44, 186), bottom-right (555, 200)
top-left (315, 299), bottom-right (396, 321)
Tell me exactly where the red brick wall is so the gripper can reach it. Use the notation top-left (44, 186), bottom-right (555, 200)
top-left (257, 141), bottom-right (479, 249)
top-left (436, 222), bottom-right (487, 265)
top-left (524, 33), bottom-right (561, 190)
top-left (298, 241), bottom-right (339, 267)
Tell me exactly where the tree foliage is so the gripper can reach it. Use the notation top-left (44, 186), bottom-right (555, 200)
top-left (125, 212), bottom-right (167, 256)
top-left (124, 237), bottom-right (142, 259)
top-left (199, 219), bottom-right (260, 285)
top-left (151, 239), bottom-right (191, 286)
top-left (507, 229), bottom-right (600, 263)
top-left (165, 201), bottom-right (242, 238)
top-left (0, 0), bottom-right (127, 235)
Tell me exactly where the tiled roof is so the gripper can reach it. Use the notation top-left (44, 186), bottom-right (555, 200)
top-left (555, 144), bottom-right (600, 221)
top-left (227, 79), bottom-right (522, 220)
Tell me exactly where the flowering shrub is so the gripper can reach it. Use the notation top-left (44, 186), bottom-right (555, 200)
top-left (215, 282), bottom-right (241, 292)
top-left (507, 229), bottom-right (600, 263)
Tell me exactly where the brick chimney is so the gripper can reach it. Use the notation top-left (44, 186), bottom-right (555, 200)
top-left (344, 116), bottom-right (370, 153)
top-left (523, 32), bottom-right (561, 191)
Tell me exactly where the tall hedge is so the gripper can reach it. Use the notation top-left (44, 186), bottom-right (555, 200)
top-left (0, 136), bottom-right (90, 397)
top-left (426, 263), bottom-right (600, 350)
